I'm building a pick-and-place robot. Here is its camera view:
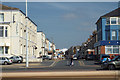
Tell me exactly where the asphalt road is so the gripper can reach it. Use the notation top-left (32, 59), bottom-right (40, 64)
top-left (1, 60), bottom-right (120, 80)
top-left (2, 59), bottom-right (101, 72)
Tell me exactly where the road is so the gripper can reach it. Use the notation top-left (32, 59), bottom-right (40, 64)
top-left (1, 59), bottom-right (120, 80)
top-left (1, 59), bottom-right (101, 72)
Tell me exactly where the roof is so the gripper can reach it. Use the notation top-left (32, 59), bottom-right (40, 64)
top-left (96, 7), bottom-right (120, 24)
top-left (0, 4), bottom-right (37, 26)
top-left (101, 8), bottom-right (120, 17)
top-left (0, 4), bottom-right (19, 10)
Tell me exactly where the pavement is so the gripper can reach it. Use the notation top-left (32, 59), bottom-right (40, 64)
top-left (1, 71), bottom-right (120, 80)
top-left (1, 60), bottom-right (57, 69)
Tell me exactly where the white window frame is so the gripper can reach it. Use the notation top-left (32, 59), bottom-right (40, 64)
top-left (0, 46), bottom-right (9, 54)
top-left (0, 25), bottom-right (9, 38)
top-left (105, 45), bottom-right (120, 54)
top-left (106, 17), bottom-right (120, 25)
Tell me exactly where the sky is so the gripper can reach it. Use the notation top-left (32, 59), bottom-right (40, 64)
top-left (3, 2), bottom-right (118, 49)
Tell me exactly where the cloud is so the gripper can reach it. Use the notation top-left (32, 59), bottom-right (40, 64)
top-left (63, 13), bottom-right (77, 19)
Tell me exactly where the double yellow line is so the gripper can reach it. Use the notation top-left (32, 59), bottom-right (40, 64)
top-left (79, 60), bottom-right (85, 66)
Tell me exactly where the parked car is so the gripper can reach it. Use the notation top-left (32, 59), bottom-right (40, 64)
top-left (42, 55), bottom-right (49, 60)
top-left (99, 54), bottom-right (110, 64)
top-left (86, 55), bottom-right (96, 60)
top-left (101, 55), bottom-right (120, 70)
top-left (10, 56), bottom-right (23, 63)
top-left (0, 57), bottom-right (12, 65)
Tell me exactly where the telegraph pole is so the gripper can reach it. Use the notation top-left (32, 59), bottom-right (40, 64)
top-left (26, 0), bottom-right (29, 67)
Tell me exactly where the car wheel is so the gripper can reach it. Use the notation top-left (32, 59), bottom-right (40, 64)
top-left (108, 65), bottom-right (115, 70)
top-left (4, 62), bottom-right (8, 65)
top-left (17, 60), bottom-right (21, 63)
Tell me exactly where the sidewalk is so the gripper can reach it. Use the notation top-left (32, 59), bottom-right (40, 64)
top-left (2, 71), bottom-right (119, 79)
top-left (1, 60), bottom-right (57, 69)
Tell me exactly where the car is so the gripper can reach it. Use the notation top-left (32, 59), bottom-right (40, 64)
top-left (86, 55), bottom-right (96, 60)
top-left (42, 55), bottom-right (49, 60)
top-left (99, 54), bottom-right (110, 64)
top-left (101, 55), bottom-right (120, 70)
top-left (10, 56), bottom-right (23, 63)
top-left (0, 57), bottom-right (12, 65)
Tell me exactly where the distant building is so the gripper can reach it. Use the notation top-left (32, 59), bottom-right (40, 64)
top-left (79, 30), bottom-right (97, 59)
top-left (37, 31), bottom-right (46, 58)
top-left (94, 7), bottom-right (120, 57)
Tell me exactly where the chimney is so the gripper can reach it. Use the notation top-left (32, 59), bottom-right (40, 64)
top-left (118, 1), bottom-right (120, 8)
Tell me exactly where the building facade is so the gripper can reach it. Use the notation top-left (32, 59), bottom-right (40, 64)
top-left (37, 31), bottom-right (46, 58)
top-left (0, 5), bottom-right (38, 62)
top-left (94, 8), bottom-right (120, 57)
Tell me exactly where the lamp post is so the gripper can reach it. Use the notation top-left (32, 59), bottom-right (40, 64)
top-left (26, 0), bottom-right (29, 68)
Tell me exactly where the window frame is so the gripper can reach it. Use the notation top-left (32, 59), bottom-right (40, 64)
top-left (0, 13), bottom-right (4, 22)
top-left (0, 26), bottom-right (8, 37)
top-left (105, 45), bottom-right (120, 54)
top-left (112, 30), bottom-right (117, 40)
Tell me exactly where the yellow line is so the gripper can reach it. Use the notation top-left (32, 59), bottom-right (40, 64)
top-left (81, 61), bottom-right (85, 66)
top-left (78, 61), bottom-right (82, 66)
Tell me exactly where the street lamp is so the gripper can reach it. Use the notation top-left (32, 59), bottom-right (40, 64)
top-left (26, 0), bottom-right (29, 68)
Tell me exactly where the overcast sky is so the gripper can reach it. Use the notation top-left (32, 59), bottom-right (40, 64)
top-left (3, 2), bottom-right (118, 49)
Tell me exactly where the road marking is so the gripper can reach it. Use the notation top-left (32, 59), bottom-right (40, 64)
top-left (78, 60), bottom-right (100, 67)
top-left (81, 61), bottom-right (85, 66)
top-left (49, 60), bottom-right (59, 67)
top-left (79, 61), bottom-right (85, 66)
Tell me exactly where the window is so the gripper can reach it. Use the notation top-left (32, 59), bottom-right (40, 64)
top-left (113, 46), bottom-right (119, 54)
top-left (0, 46), bottom-right (4, 54)
top-left (118, 18), bottom-right (120, 24)
top-left (105, 45), bottom-right (120, 54)
top-left (105, 48), bottom-right (112, 54)
top-left (119, 30), bottom-right (120, 40)
top-left (106, 18), bottom-right (110, 24)
top-left (5, 46), bottom-right (9, 54)
top-left (106, 30), bottom-right (110, 40)
top-left (111, 18), bottom-right (117, 24)
top-left (112, 30), bottom-right (117, 40)
top-left (5, 27), bottom-right (8, 37)
top-left (0, 13), bottom-right (4, 22)
top-left (13, 14), bottom-right (16, 22)
top-left (0, 26), bottom-right (3, 37)
top-left (0, 26), bottom-right (8, 37)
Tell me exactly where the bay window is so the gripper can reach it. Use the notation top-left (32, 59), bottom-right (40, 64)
top-left (105, 45), bottom-right (120, 54)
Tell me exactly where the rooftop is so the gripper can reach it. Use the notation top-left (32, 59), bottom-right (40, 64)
top-left (0, 4), bottom-right (19, 10)
top-left (96, 7), bottom-right (120, 24)
top-left (101, 7), bottom-right (120, 17)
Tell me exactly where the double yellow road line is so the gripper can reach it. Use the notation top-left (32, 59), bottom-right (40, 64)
top-left (78, 61), bottom-right (85, 66)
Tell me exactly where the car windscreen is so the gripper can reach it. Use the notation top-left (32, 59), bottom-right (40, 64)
top-left (112, 56), bottom-right (120, 61)
top-left (102, 56), bottom-right (110, 58)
